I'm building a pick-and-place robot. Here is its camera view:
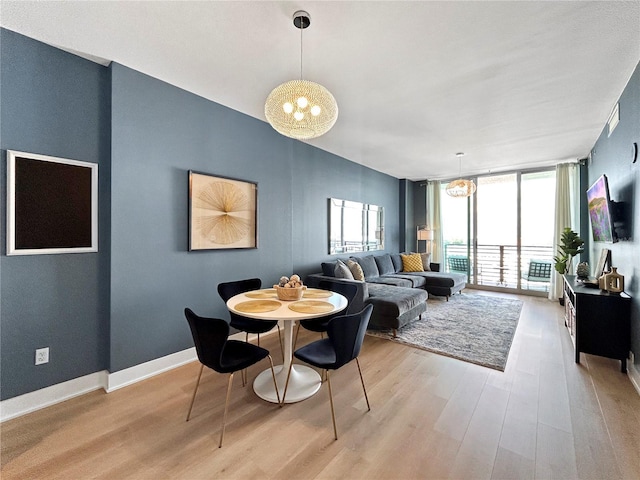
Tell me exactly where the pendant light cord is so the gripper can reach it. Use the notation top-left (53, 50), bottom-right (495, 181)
top-left (299, 18), bottom-right (303, 80)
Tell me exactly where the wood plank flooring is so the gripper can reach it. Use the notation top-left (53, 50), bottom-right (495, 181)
top-left (2, 291), bottom-right (640, 479)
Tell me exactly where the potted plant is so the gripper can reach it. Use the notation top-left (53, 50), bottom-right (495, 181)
top-left (554, 227), bottom-right (585, 304)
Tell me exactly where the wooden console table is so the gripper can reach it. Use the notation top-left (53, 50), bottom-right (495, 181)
top-left (563, 275), bottom-right (631, 372)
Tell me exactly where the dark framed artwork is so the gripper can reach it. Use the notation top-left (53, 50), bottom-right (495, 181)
top-left (189, 171), bottom-right (258, 251)
top-left (7, 150), bottom-right (98, 256)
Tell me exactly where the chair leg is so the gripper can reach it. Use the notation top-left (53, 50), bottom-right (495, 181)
top-left (326, 369), bottom-right (338, 440)
top-left (280, 357), bottom-right (295, 407)
top-left (186, 364), bottom-right (204, 421)
top-left (267, 354), bottom-right (281, 404)
top-left (356, 358), bottom-right (371, 411)
top-left (219, 372), bottom-right (234, 448)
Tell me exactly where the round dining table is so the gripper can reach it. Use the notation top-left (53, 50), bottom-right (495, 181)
top-left (226, 287), bottom-right (347, 404)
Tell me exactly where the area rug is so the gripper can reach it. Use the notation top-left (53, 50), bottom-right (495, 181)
top-left (367, 293), bottom-right (523, 371)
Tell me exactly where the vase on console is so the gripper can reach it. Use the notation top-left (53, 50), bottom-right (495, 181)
top-left (604, 267), bottom-right (624, 294)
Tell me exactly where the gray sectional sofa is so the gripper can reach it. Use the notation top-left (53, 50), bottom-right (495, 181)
top-left (306, 253), bottom-right (467, 335)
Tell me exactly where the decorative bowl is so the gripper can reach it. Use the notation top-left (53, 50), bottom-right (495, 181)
top-left (273, 285), bottom-right (306, 301)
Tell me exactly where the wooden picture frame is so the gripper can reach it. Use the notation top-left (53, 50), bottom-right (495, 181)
top-left (594, 248), bottom-right (610, 278)
top-left (7, 150), bottom-right (98, 256)
top-left (188, 171), bottom-right (257, 251)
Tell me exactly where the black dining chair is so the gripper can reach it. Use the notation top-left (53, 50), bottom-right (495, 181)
top-left (217, 278), bottom-right (283, 358)
top-left (184, 308), bottom-right (280, 448)
top-left (293, 280), bottom-right (358, 349)
top-left (281, 304), bottom-right (374, 440)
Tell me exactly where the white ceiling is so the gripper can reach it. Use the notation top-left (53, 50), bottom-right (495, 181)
top-left (1, 1), bottom-right (639, 181)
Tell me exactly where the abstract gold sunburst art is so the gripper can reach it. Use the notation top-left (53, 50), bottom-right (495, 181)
top-left (189, 171), bottom-right (257, 250)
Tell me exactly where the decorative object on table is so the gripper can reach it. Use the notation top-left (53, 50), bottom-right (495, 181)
top-left (6, 150), bottom-right (98, 256)
top-left (288, 300), bottom-right (335, 314)
top-left (264, 11), bottom-right (338, 139)
top-left (446, 153), bottom-right (476, 198)
top-left (598, 272), bottom-right (608, 291)
top-left (604, 267), bottom-right (625, 294)
top-left (367, 294), bottom-right (523, 371)
top-left (553, 227), bottom-right (585, 275)
top-left (234, 300), bottom-right (282, 314)
top-left (594, 248), bottom-right (611, 279)
top-left (576, 262), bottom-right (590, 279)
top-left (274, 274), bottom-right (306, 301)
top-left (189, 171), bottom-right (257, 251)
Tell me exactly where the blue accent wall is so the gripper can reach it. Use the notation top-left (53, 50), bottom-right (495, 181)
top-left (588, 61), bottom-right (640, 369)
top-left (1, 29), bottom-right (400, 397)
top-left (0, 29), bottom-right (111, 400)
top-left (109, 63), bottom-right (399, 371)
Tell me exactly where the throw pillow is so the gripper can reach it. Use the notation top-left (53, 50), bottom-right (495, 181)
top-left (347, 259), bottom-right (365, 281)
top-left (334, 259), bottom-right (354, 279)
top-left (401, 253), bottom-right (424, 272)
top-left (420, 253), bottom-right (431, 271)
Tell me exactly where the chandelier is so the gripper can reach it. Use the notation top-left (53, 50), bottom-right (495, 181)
top-left (265, 11), bottom-right (338, 139)
top-left (446, 153), bottom-right (476, 198)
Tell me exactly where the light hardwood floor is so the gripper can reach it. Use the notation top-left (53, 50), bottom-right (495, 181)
top-left (2, 291), bottom-right (640, 479)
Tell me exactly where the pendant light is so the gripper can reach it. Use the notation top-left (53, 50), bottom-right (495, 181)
top-left (265, 11), bottom-right (338, 139)
top-left (446, 153), bottom-right (476, 198)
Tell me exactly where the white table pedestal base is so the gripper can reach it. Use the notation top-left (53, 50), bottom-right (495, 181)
top-left (253, 364), bottom-right (321, 404)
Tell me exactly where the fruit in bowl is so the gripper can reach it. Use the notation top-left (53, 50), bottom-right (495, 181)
top-left (274, 274), bottom-right (306, 301)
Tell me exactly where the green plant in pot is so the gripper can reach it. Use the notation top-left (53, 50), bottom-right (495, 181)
top-left (554, 227), bottom-right (585, 275)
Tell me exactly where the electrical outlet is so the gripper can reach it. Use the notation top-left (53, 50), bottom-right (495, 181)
top-left (35, 347), bottom-right (49, 365)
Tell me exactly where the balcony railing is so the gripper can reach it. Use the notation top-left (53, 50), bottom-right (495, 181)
top-left (444, 243), bottom-right (554, 291)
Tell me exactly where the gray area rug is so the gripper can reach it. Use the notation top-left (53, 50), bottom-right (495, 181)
top-left (367, 293), bottom-right (523, 371)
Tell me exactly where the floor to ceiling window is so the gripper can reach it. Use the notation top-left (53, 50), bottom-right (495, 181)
top-left (440, 168), bottom-right (556, 294)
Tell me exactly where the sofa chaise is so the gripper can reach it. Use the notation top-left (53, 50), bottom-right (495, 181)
top-left (306, 253), bottom-right (467, 335)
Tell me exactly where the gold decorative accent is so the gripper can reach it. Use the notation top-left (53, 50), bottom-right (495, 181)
top-left (234, 300), bottom-right (281, 313)
top-left (288, 300), bottom-right (334, 314)
top-left (195, 182), bottom-right (250, 244)
top-left (303, 289), bottom-right (332, 298)
top-left (274, 285), bottom-right (306, 301)
top-left (245, 289), bottom-right (277, 299)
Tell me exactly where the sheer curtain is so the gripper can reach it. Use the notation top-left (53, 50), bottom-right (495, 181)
top-left (549, 163), bottom-right (579, 300)
top-left (427, 181), bottom-right (444, 264)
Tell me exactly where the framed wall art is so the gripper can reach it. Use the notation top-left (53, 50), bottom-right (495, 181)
top-left (189, 171), bottom-right (258, 251)
top-left (6, 150), bottom-right (98, 256)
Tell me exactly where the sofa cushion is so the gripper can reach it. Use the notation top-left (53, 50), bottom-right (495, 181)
top-left (355, 255), bottom-right (380, 279)
top-left (420, 253), bottom-right (431, 271)
top-left (321, 261), bottom-right (337, 277)
top-left (366, 283), bottom-right (427, 321)
top-left (367, 276), bottom-right (414, 288)
top-left (390, 254), bottom-right (403, 272)
top-left (382, 274), bottom-right (426, 288)
top-left (375, 254), bottom-right (395, 276)
top-left (334, 259), bottom-right (354, 279)
top-left (347, 259), bottom-right (365, 281)
top-left (401, 253), bottom-right (424, 272)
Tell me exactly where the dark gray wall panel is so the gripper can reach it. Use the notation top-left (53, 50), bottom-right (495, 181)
top-left (0, 29), bottom-right (111, 399)
top-left (588, 61), bottom-right (640, 369)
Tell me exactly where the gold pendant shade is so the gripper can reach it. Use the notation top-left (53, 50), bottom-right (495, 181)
top-left (445, 178), bottom-right (477, 197)
top-left (265, 79), bottom-right (338, 140)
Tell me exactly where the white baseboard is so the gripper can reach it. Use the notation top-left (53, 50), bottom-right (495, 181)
top-left (106, 348), bottom-right (197, 392)
top-left (0, 371), bottom-right (108, 422)
top-left (629, 360), bottom-right (640, 397)
top-left (0, 330), bottom-right (267, 422)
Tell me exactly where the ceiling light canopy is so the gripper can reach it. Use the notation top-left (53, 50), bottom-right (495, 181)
top-left (265, 11), bottom-right (338, 140)
top-left (446, 153), bottom-right (476, 198)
